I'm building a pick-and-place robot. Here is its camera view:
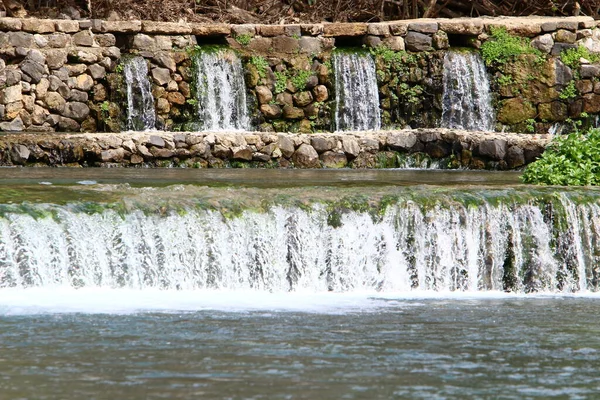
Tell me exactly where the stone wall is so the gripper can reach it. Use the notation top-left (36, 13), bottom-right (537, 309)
top-left (0, 16), bottom-right (599, 135)
top-left (0, 129), bottom-right (549, 169)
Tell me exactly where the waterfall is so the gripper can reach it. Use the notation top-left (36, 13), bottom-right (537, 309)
top-left (1, 190), bottom-right (600, 293)
top-left (192, 48), bottom-right (249, 131)
top-left (441, 51), bottom-right (494, 131)
top-left (333, 51), bottom-right (381, 132)
top-left (123, 57), bottom-right (156, 131)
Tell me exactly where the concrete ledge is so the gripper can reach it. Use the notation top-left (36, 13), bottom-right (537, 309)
top-left (0, 129), bottom-right (551, 169)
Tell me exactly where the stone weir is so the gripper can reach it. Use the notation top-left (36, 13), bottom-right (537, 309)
top-left (0, 129), bottom-right (549, 169)
top-left (0, 15), bottom-right (599, 135)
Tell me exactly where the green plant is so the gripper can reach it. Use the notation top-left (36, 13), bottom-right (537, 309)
top-left (559, 80), bottom-right (578, 100)
top-left (100, 101), bottom-right (111, 121)
top-left (526, 118), bottom-right (536, 133)
top-left (235, 34), bottom-right (252, 46)
top-left (250, 56), bottom-right (269, 79)
top-left (522, 127), bottom-right (600, 185)
top-left (497, 74), bottom-right (514, 86)
top-left (480, 26), bottom-right (542, 66)
top-left (186, 98), bottom-right (198, 106)
top-left (397, 83), bottom-right (423, 104)
top-left (274, 71), bottom-right (287, 94)
top-left (560, 45), bottom-right (600, 71)
top-left (290, 69), bottom-right (312, 91)
top-left (115, 63), bottom-right (123, 74)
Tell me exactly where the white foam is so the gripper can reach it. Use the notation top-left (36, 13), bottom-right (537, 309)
top-left (0, 288), bottom-right (598, 316)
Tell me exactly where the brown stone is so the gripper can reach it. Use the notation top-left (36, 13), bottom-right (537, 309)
top-left (538, 102), bottom-right (567, 121)
top-left (256, 86), bottom-right (273, 104)
top-left (22, 18), bottom-right (55, 33)
top-left (320, 151), bottom-right (347, 168)
top-left (283, 105), bottom-right (304, 119)
top-left (73, 30), bottom-right (94, 46)
top-left (101, 20), bottom-right (142, 33)
top-left (232, 146), bottom-right (253, 161)
top-left (191, 24), bottom-right (231, 36)
top-left (577, 80), bottom-right (593, 94)
top-left (554, 29), bottom-right (577, 44)
top-left (323, 23), bottom-right (367, 37)
top-left (272, 36), bottom-right (299, 53)
top-left (55, 20), bottom-right (80, 33)
top-left (497, 98), bottom-right (536, 124)
top-left (258, 25), bottom-right (286, 37)
top-left (167, 92), bottom-right (185, 105)
top-left (583, 93), bottom-right (600, 113)
top-left (438, 19), bottom-right (483, 35)
top-left (247, 37), bottom-right (272, 53)
top-left (367, 23), bottom-right (390, 36)
top-left (142, 21), bottom-right (191, 34)
top-left (293, 91), bottom-right (313, 107)
top-left (311, 136), bottom-right (336, 152)
top-left (292, 144), bottom-right (320, 168)
top-left (260, 104), bottom-right (282, 119)
top-left (0, 18), bottom-right (22, 31)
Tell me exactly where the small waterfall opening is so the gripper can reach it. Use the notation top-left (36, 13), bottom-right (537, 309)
top-left (441, 50), bottom-right (494, 131)
top-left (123, 57), bottom-right (156, 131)
top-left (192, 47), bottom-right (250, 131)
top-left (333, 51), bottom-right (381, 132)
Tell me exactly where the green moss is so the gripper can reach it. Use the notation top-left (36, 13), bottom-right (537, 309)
top-left (480, 27), bottom-right (542, 67)
top-left (235, 34), bottom-right (252, 46)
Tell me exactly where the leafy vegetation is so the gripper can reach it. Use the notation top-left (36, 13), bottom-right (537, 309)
top-left (559, 80), bottom-right (578, 100)
top-left (522, 128), bottom-right (600, 186)
top-left (250, 56), bottom-right (269, 79)
top-left (560, 45), bottom-right (600, 71)
top-left (274, 71), bottom-right (287, 94)
top-left (480, 27), bottom-right (541, 67)
top-left (290, 69), bottom-right (312, 91)
top-left (235, 34), bottom-right (252, 46)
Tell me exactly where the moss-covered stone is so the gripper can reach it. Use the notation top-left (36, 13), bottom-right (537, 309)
top-left (497, 98), bottom-right (536, 124)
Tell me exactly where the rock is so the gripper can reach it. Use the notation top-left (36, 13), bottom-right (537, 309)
top-left (382, 36), bottom-right (405, 51)
top-left (312, 85), bottom-right (329, 102)
top-left (0, 117), bottom-right (24, 132)
top-left (278, 135), bottom-right (295, 158)
top-left (342, 137), bottom-right (360, 158)
top-left (551, 42), bottom-right (577, 56)
top-left (95, 33), bottom-right (116, 47)
top-left (45, 49), bottom-right (68, 69)
top-left (46, 33), bottom-right (70, 48)
top-left (57, 116), bottom-right (79, 131)
top-left (45, 92), bottom-right (66, 113)
top-left (166, 80), bottom-right (178, 92)
top-left (166, 92), bottom-right (185, 105)
top-left (425, 142), bottom-right (451, 158)
top-left (506, 146), bottom-right (525, 169)
top-left (497, 98), bottom-right (536, 124)
top-left (148, 135), bottom-right (165, 148)
top-left (292, 144), bottom-right (320, 168)
top-left (260, 104), bottom-right (282, 119)
top-left (0, 84), bottom-right (22, 104)
top-left (272, 36), bottom-right (299, 53)
top-left (283, 105), bottom-right (304, 119)
top-left (150, 147), bottom-right (174, 158)
top-left (133, 34), bottom-right (155, 50)
top-left (152, 67), bottom-right (171, 86)
top-left (323, 23), bottom-right (367, 37)
top-left (405, 31), bottom-right (432, 52)
top-left (76, 50), bottom-right (99, 64)
top-left (22, 18), bottom-right (55, 33)
top-left (0, 17), bottom-right (22, 31)
top-left (320, 151), bottom-right (347, 168)
top-left (311, 136), bottom-right (336, 152)
top-left (478, 139), bottom-right (507, 161)
top-left (583, 93), bottom-right (600, 113)
top-left (256, 86), bottom-right (273, 104)
top-left (247, 37), bottom-right (272, 53)
top-left (62, 102), bottom-right (90, 121)
top-left (538, 101), bottom-right (567, 121)
top-left (388, 132), bottom-right (417, 150)
top-left (293, 91), bottom-right (313, 107)
top-left (20, 60), bottom-right (46, 83)
top-left (73, 30), bottom-right (94, 46)
top-left (34, 34), bottom-right (48, 48)
top-left (32, 105), bottom-right (48, 125)
top-left (74, 74), bottom-right (94, 91)
top-left (69, 90), bottom-right (88, 102)
top-left (8, 31), bottom-right (33, 47)
top-left (154, 53), bottom-right (176, 72)
top-left (363, 35), bottom-right (382, 48)
top-left (555, 29), bottom-right (577, 44)
top-left (433, 31), bottom-right (449, 50)
top-left (156, 98), bottom-right (170, 113)
top-left (55, 20), bottom-right (79, 33)
top-left (438, 19), bottom-right (483, 35)
top-left (101, 20), bottom-right (142, 33)
top-left (408, 22), bottom-right (438, 34)
top-left (101, 148), bottom-right (125, 162)
top-left (531, 34), bottom-right (554, 54)
top-left (232, 145), bottom-right (253, 160)
top-left (5, 70), bottom-right (21, 86)
top-left (299, 37), bottom-right (322, 54)
top-left (581, 64), bottom-right (600, 78)
top-left (88, 64), bottom-right (106, 80)
top-left (10, 144), bottom-right (30, 164)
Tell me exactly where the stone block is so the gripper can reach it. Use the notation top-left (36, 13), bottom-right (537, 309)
top-left (47, 33), bottom-right (71, 48)
top-left (405, 31), bottom-right (432, 52)
top-left (142, 21), bottom-right (191, 34)
top-left (272, 36), bottom-right (299, 53)
top-left (22, 18), bottom-right (55, 33)
top-left (389, 22), bottom-right (408, 36)
top-left (368, 23), bottom-right (390, 36)
top-left (0, 85), bottom-right (22, 104)
top-left (191, 24), bottom-right (231, 36)
top-left (323, 23), bottom-right (367, 37)
top-left (8, 31), bottom-right (33, 47)
top-left (0, 17), bottom-right (22, 31)
top-left (478, 139), bottom-right (507, 161)
top-left (232, 24), bottom-right (255, 37)
top-left (73, 30), bottom-right (94, 46)
top-left (258, 25), bottom-right (285, 37)
top-left (301, 24), bottom-right (323, 36)
top-left (382, 36), bottom-right (405, 51)
top-left (554, 29), bottom-right (577, 44)
top-left (55, 20), bottom-right (79, 33)
top-left (438, 19), bottom-right (483, 35)
top-left (101, 20), bottom-right (141, 33)
top-left (408, 22), bottom-right (438, 34)
top-left (298, 37), bottom-right (322, 54)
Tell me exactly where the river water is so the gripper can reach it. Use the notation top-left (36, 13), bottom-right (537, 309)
top-left (1, 169), bottom-right (599, 399)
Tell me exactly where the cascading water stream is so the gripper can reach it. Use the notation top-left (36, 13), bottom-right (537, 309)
top-left (1, 189), bottom-right (600, 294)
top-left (123, 57), bottom-right (156, 131)
top-left (192, 48), bottom-right (250, 131)
top-left (441, 51), bottom-right (495, 131)
top-left (333, 51), bottom-right (381, 132)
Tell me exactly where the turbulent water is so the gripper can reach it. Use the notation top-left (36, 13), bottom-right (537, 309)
top-left (333, 52), bottom-right (381, 132)
top-left (1, 183), bottom-right (600, 294)
top-left (192, 48), bottom-right (249, 131)
top-left (123, 57), bottom-right (156, 131)
top-left (441, 51), bottom-right (494, 131)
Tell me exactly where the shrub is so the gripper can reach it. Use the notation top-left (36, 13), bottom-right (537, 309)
top-left (480, 27), bottom-right (541, 66)
top-left (522, 128), bottom-right (600, 185)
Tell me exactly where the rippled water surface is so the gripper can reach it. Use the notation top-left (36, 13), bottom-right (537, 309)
top-left (1, 294), bottom-right (600, 399)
